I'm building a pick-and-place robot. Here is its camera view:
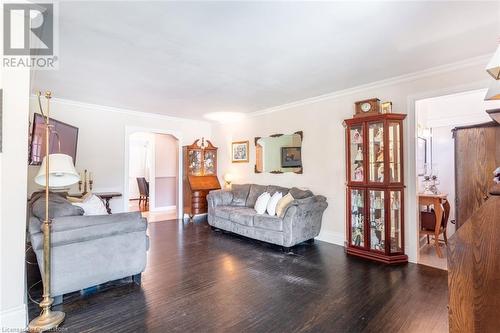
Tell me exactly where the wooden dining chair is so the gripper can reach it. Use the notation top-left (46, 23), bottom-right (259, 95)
top-left (420, 200), bottom-right (451, 256)
top-left (136, 177), bottom-right (149, 208)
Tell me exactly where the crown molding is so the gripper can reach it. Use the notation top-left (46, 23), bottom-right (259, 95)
top-left (30, 95), bottom-right (211, 125)
top-left (251, 54), bottom-right (492, 117)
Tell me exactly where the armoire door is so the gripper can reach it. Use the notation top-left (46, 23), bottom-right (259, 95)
top-left (454, 122), bottom-right (500, 228)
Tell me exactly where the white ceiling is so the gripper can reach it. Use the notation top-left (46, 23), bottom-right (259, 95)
top-left (33, 1), bottom-right (499, 119)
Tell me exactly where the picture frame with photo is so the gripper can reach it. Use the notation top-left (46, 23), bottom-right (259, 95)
top-left (232, 141), bottom-right (249, 163)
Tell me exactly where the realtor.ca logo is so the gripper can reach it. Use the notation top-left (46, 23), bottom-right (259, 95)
top-left (3, 2), bottom-right (58, 69)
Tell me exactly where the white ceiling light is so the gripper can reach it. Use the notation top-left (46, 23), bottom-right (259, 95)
top-left (204, 112), bottom-right (247, 123)
top-left (486, 44), bottom-right (500, 79)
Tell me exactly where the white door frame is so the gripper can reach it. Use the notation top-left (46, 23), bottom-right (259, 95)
top-left (404, 79), bottom-right (489, 263)
top-left (124, 126), bottom-right (183, 219)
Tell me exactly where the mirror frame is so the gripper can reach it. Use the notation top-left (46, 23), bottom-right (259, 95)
top-left (254, 131), bottom-right (303, 174)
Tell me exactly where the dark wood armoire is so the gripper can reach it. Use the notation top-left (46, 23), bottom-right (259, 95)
top-left (453, 121), bottom-right (500, 228)
top-left (183, 139), bottom-right (221, 220)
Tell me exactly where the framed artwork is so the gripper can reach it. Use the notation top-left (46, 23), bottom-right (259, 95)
top-left (381, 101), bottom-right (392, 114)
top-left (417, 137), bottom-right (427, 176)
top-left (281, 147), bottom-right (302, 168)
top-left (232, 141), bottom-right (249, 163)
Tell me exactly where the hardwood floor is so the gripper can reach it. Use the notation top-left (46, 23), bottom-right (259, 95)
top-left (29, 219), bottom-right (449, 332)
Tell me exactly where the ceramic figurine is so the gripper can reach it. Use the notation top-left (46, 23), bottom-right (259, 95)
top-left (354, 164), bottom-right (364, 181)
top-left (374, 128), bottom-right (383, 142)
top-left (377, 164), bottom-right (384, 182)
top-left (376, 147), bottom-right (384, 162)
top-left (354, 148), bottom-right (363, 161)
top-left (352, 129), bottom-right (362, 144)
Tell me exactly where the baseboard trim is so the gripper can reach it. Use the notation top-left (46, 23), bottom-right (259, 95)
top-left (315, 231), bottom-right (345, 247)
top-left (0, 304), bottom-right (27, 331)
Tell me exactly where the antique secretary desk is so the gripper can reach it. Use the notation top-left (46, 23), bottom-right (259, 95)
top-left (344, 98), bottom-right (407, 264)
top-left (183, 138), bottom-right (221, 220)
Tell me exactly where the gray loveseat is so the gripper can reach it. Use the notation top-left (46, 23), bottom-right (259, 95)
top-left (28, 193), bottom-right (149, 303)
top-left (207, 184), bottom-right (328, 249)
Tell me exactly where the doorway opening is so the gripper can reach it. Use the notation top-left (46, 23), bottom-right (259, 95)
top-left (414, 88), bottom-right (498, 270)
top-left (127, 131), bottom-right (179, 222)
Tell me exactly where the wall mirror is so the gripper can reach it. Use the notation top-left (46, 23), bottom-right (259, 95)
top-left (255, 131), bottom-right (303, 174)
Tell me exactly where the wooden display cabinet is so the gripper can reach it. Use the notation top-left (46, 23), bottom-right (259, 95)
top-left (183, 139), bottom-right (221, 220)
top-left (344, 113), bottom-right (407, 264)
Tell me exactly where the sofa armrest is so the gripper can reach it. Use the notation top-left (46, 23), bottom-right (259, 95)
top-left (282, 195), bottom-right (328, 247)
top-left (207, 189), bottom-right (233, 208)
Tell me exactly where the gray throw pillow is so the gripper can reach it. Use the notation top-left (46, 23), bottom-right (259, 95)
top-left (231, 184), bottom-right (250, 206)
top-left (266, 185), bottom-right (289, 196)
top-left (289, 187), bottom-right (313, 199)
top-left (32, 193), bottom-right (84, 220)
top-left (246, 184), bottom-right (267, 207)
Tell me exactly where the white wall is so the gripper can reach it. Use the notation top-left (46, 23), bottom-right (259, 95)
top-left (27, 99), bottom-right (211, 213)
top-left (154, 134), bottom-right (178, 209)
top-left (0, 68), bottom-right (30, 330)
top-left (212, 57), bottom-right (492, 262)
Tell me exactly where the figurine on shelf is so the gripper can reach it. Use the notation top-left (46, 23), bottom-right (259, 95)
top-left (374, 128), bottom-right (384, 142)
top-left (356, 193), bottom-right (363, 207)
top-left (353, 163), bottom-right (364, 181)
top-left (353, 227), bottom-right (363, 247)
top-left (374, 196), bottom-right (383, 210)
top-left (352, 129), bottom-right (363, 144)
top-left (354, 148), bottom-right (363, 161)
top-left (377, 164), bottom-right (384, 182)
top-left (376, 147), bottom-right (384, 162)
top-left (391, 197), bottom-right (400, 210)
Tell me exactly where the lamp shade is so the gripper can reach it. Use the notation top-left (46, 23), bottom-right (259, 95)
top-left (35, 153), bottom-right (79, 188)
top-left (486, 45), bottom-right (500, 80)
top-left (224, 173), bottom-right (233, 183)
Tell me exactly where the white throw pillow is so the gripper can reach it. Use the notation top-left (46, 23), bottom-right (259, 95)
top-left (254, 192), bottom-right (271, 215)
top-left (266, 192), bottom-right (283, 216)
top-left (72, 194), bottom-right (108, 216)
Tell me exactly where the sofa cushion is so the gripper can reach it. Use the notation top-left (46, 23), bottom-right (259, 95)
top-left (231, 184), bottom-right (250, 206)
top-left (289, 187), bottom-right (313, 199)
top-left (214, 206), bottom-right (240, 219)
top-left (266, 185), bottom-right (289, 196)
top-left (246, 184), bottom-right (267, 207)
top-left (253, 214), bottom-right (283, 232)
top-left (32, 193), bottom-right (84, 220)
top-left (229, 208), bottom-right (256, 227)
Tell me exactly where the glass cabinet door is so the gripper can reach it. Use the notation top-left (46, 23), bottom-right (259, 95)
top-left (388, 122), bottom-right (401, 183)
top-left (368, 122), bottom-right (384, 183)
top-left (188, 149), bottom-right (202, 175)
top-left (203, 150), bottom-right (216, 175)
top-left (349, 124), bottom-right (364, 182)
top-left (369, 189), bottom-right (385, 251)
top-left (389, 190), bottom-right (402, 253)
top-left (350, 188), bottom-right (365, 247)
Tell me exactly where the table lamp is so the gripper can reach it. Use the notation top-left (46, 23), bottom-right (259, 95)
top-left (28, 92), bottom-right (79, 332)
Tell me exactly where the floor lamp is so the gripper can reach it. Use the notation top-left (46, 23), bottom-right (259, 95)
top-left (28, 92), bottom-right (79, 332)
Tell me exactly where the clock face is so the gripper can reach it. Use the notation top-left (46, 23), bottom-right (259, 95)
top-left (361, 102), bottom-right (371, 112)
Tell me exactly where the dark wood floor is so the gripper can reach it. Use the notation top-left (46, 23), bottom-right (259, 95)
top-left (29, 219), bottom-right (449, 332)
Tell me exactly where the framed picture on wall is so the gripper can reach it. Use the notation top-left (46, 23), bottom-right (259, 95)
top-left (232, 141), bottom-right (249, 163)
top-left (281, 147), bottom-right (302, 168)
top-left (417, 137), bottom-right (427, 176)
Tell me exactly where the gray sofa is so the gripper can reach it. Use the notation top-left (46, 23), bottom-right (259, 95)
top-left (207, 184), bottom-right (328, 248)
top-left (28, 193), bottom-right (149, 302)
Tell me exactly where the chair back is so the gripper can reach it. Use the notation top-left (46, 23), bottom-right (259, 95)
top-left (420, 200), bottom-right (451, 231)
top-left (137, 177), bottom-right (149, 196)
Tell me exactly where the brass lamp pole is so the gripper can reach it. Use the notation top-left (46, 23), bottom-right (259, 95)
top-left (28, 91), bottom-right (65, 332)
